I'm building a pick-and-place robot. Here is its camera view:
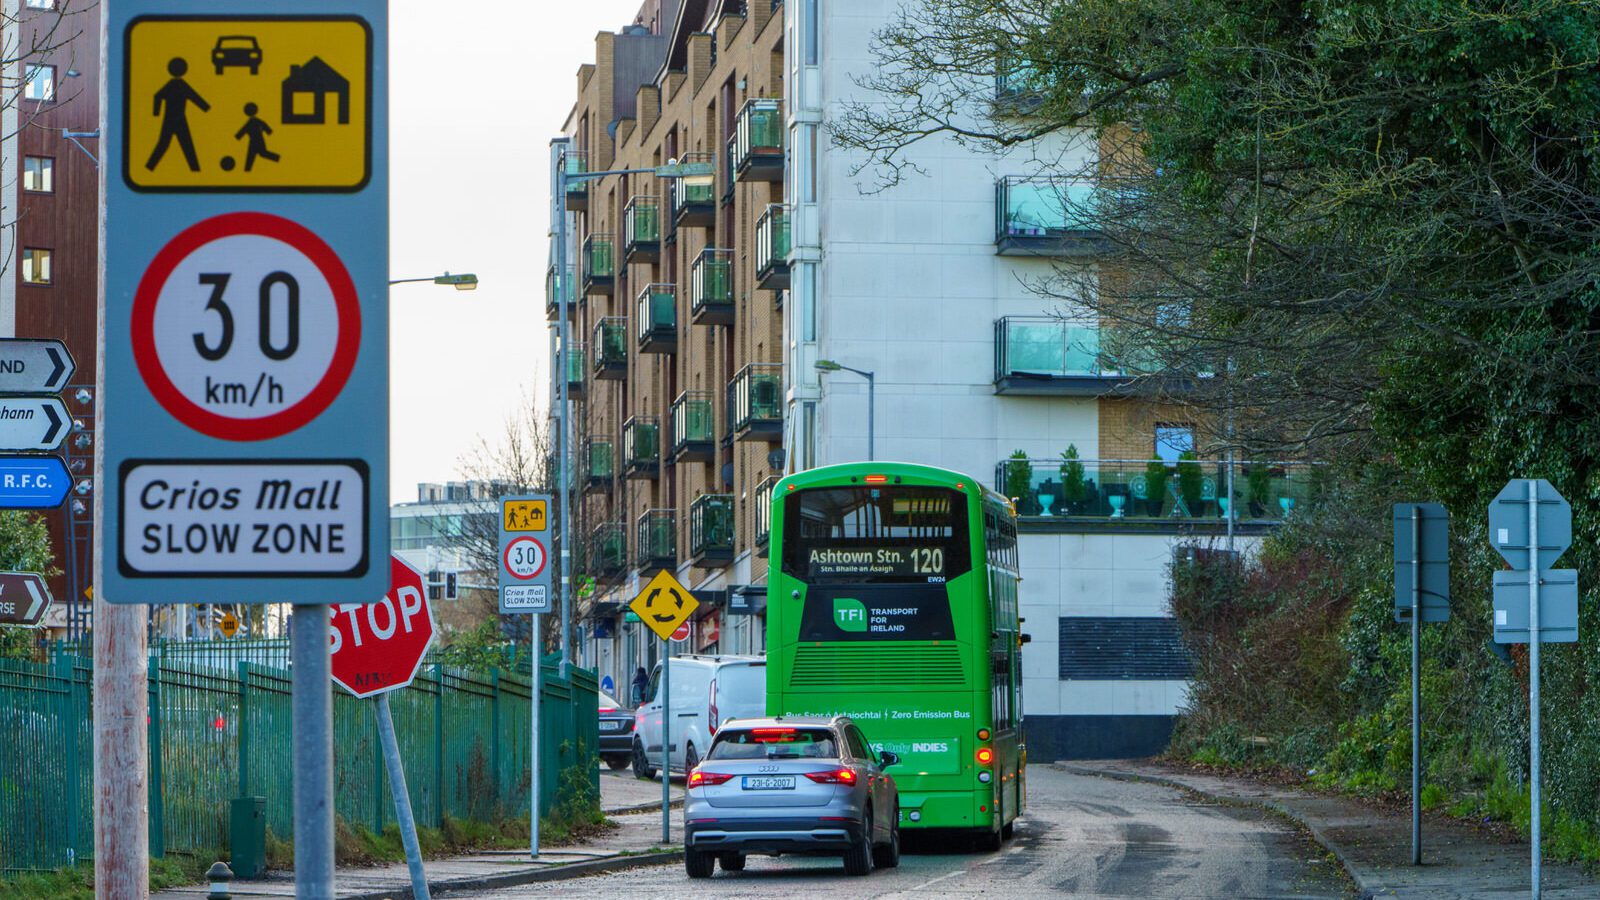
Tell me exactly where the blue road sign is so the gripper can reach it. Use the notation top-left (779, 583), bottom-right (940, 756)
top-left (1393, 502), bottom-right (1450, 623)
top-left (0, 456), bottom-right (71, 509)
top-left (1488, 478), bottom-right (1571, 570)
top-left (101, 1), bottom-right (388, 605)
top-left (1493, 569), bottom-right (1579, 644)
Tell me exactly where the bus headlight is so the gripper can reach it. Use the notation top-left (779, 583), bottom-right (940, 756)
top-left (978, 771), bottom-right (992, 783)
top-left (909, 810), bottom-right (922, 822)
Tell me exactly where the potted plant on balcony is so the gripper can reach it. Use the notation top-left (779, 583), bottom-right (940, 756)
top-left (1143, 458), bottom-right (1169, 516)
top-left (1004, 450), bottom-right (1039, 515)
top-left (1059, 445), bottom-right (1087, 515)
top-left (1176, 450), bottom-right (1205, 517)
top-left (1247, 460), bottom-right (1272, 518)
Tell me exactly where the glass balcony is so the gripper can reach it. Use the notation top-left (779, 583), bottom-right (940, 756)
top-left (563, 150), bottom-right (589, 211)
top-left (636, 283), bottom-right (677, 353)
top-left (583, 233), bottom-right (615, 295)
top-left (636, 508), bottom-right (676, 572)
top-left (690, 248), bottom-right (734, 325)
top-left (994, 457), bottom-right (1326, 524)
top-left (753, 476), bottom-right (776, 556)
top-left (586, 522), bottom-right (625, 578)
top-left (671, 152), bottom-right (716, 227)
top-left (671, 390), bottom-right (715, 462)
top-left (755, 204), bottom-right (790, 290)
top-left (623, 415), bottom-right (660, 479)
top-left (690, 494), bottom-right (735, 566)
top-left (733, 98), bottom-right (783, 182)
top-left (995, 177), bottom-right (1105, 257)
top-left (593, 317), bottom-right (627, 380)
top-left (994, 57), bottom-right (1045, 113)
top-left (623, 195), bottom-right (660, 263)
top-left (993, 316), bottom-right (1127, 396)
top-left (545, 254), bottom-right (575, 320)
top-left (582, 438), bottom-right (615, 493)
top-left (564, 341), bottom-right (586, 401)
top-left (731, 363), bottom-right (782, 442)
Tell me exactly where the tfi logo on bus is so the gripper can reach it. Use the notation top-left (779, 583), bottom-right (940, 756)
top-left (833, 597), bottom-right (868, 632)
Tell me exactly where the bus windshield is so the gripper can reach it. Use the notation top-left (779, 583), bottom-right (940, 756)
top-left (781, 485), bottom-right (970, 584)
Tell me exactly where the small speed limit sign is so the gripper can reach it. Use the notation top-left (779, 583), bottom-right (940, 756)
top-left (502, 535), bottom-right (547, 580)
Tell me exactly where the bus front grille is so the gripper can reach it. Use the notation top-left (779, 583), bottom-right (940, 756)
top-left (789, 644), bottom-right (967, 688)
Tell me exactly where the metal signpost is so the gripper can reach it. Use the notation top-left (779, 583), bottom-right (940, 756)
top-left (498, 494), bottom-right (552, 857)
top-left (629, 570), bottom-right (700, 843)
top-left (1488, 478), bottom-right (1576, 900)
top-left (329, 556), bottom-right (437, 900)
top-left (1392, 502), bottom-right (1449, 866)
top-left (105, 5), bottom-right (389, 895)
top-left (0, 571), bottom-right (53, 626)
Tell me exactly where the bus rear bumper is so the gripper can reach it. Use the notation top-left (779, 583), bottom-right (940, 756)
top-left (897, 790), bottom-right (983, 829)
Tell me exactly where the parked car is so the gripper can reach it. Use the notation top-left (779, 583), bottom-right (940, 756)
top-left (597, 691), bottom-right (634, 770)
top-left (682, 716), bottom-right (901, 878)
top-left (632, 655), bottom-right (766, 780)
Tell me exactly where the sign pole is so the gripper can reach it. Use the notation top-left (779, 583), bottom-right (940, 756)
top-left (375, 694), bottom-right (430, 900)
top-left (662, 635), bottom-right (671, 845)
top-left (552, 140), bottom-right (573, 674)
top-left (1527, 478), bottom-right (1542, 900)
top-left (292, 604), bottom-right (335, 899)
top-left (1410, 506), bottom-right (1421, 866)
top-left (530, 612), bottom-right (541, 858)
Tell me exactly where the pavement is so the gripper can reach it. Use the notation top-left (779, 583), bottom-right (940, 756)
top-left (1064, 759), bottom-right (1600, 899)
top-left (151, 768), bottom-right (685, 900)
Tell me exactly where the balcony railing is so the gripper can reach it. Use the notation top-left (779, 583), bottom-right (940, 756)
top-left (564, 341), bottom-right (586, 400)
top-left (563, 150), bottom-right (589, 211)
top-left (994, 458), bottom-right (1326, 524)
top-left (586, 522), bottom-right (625, 578)
top-left (545, 256), bottom-right (575, 320)
top-left (623, 195), bottom-right (661, 263)
top-left (690, 493), bottom-right (735, 566)
top-left (583, 233), bottom-right (615, 294)
top-left (755, 204), bottom-right (790, 290)
top-left (753, 476), bottom-right (776, 556)
top-left (593, 317), bottom-right (627, 380)
top-left (690, 248), bottom-right (734, 325)
top-left (733, 98), bottom-right (783, 182)
top-left (994, 317), bottom-right (1171, 395)
top-left (623, 415), bottom-right (660, 479)
top-left (671, 390), bottom-right (715, 462)
top-left (636, 509), bottom-right (676, 572)
top-left (730, 363), bottom-right (782, 443)
top-left (995, 177), bottom-right (1105, 257)
top-left (582, 438), bottom-right (615, 493)
top-left (636, 283), bottom-right (677, 353)
top-left (994, 58), bottom-right (1045, 113)
top-left (671, 152), bottom-right (716, 227)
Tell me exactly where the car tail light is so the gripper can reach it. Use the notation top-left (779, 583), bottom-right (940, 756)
top-left (708, 678), bottom-right (718, 731)
top-left (687, 769), bottom-right (735, 788)
top-left (975, 747), bottom-right (995, 766)
top-left (805, 768), bottom-right (858, 785)
top-left (598, 707), bottom-right (618, 714)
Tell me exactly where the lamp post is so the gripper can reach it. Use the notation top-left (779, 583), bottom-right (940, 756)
top-left (815, 359), bottom-right (875, 461)
top-left (389, 272), bottom-right (479, 290)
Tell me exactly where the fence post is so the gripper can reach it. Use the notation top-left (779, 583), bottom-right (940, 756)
top-left (147, 655), bottom-right (165, 858)
top-left (237, 662), bottom-right (250, 800)
top-left (374, 699), bottom-right (386, 834)
top-left (434, 664), bottom-right (445, 828)
top-left (57, 652), bottom-right (79, 867)
top-left (490, 669), bottom-right (501, 818)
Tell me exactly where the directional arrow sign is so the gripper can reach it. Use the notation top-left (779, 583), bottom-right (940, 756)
top-left (0, 339), bottom-right (75, 394)
top-left (0, 456), bottom-right (71, 509)
top-left (0, 397), bottom-right (71, 452)
top-left (0, 571), bottom-right (52, 626)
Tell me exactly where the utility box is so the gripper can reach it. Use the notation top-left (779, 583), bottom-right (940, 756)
top-left (230, 796), bottom-right (267, 879)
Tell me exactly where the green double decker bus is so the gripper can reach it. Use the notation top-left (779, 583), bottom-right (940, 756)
top-left (766, 461), bottom-right (1023, 848)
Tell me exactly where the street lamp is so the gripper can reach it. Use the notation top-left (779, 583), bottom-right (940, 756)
top-left (815, 359), bottom-right (875, 461)
top-left (388, 272), bottom-right (479, 290)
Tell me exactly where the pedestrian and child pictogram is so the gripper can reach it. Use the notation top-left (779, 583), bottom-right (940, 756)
top-left (124, 16), bottom-right (371, 192)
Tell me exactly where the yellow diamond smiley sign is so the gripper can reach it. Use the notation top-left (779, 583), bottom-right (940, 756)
top-left (123, 15), bottom-right (371, 192)
top-left (629, 570), bottom-right (699, 641)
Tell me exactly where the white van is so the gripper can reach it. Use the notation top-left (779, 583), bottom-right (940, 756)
top-left (632, 655), bottom-right (766, 779)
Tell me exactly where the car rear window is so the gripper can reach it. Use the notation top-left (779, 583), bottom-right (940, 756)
top-left (709, 727), bottom-right (838, 760)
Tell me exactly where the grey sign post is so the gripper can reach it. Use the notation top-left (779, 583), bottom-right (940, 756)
top-left (1488, 478), bottom-right (1575, 900)
top-left (1393, 502), bottom-right (1448, 866)
top-left (498, 494), bottom-right (553, 859)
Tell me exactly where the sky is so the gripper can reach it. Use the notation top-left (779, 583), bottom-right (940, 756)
top-left (387, 0), bottom-right (642, 503)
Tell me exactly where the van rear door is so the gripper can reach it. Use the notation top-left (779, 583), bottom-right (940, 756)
top-left (711, 662), bottom-right (767, 727)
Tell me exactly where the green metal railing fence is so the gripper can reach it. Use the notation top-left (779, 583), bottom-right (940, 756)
top-left (1, 643), bottom-right (597, 872)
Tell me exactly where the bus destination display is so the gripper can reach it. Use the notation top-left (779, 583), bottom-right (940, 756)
top-left (808, 544), bottom-right (945, 580)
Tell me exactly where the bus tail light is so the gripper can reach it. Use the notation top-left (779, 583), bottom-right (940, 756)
top-left (688, 769), bottom-right (735, 788)
top-left (977, 728), bottom-right (990, 741)
top-left (805, 768), bottom-right (858, 785)
top-left (864, 474), bottom-right (888, 484)
top-left (975, 747), bottom-right (995, 767)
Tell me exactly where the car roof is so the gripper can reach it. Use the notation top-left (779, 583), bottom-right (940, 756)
top-left (667, 654), bottom-right (765, 668)
top-left (714, 715), bottom-right (850, 730)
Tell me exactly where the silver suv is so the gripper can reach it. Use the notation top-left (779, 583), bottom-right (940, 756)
top-left (683, 716), bottom-right (901, 878)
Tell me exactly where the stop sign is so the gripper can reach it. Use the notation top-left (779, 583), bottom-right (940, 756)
top-left (329, 555), bottom-right (436, 698)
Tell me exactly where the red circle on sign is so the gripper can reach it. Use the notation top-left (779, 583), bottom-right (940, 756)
top-left (671, 622), bottom-right (691, 642)
top-left (503, 535), bottom-right (548, 581)
top-left (130, 212), bottom-right (362, 442)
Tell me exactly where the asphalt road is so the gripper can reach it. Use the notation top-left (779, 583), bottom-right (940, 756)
top-left (474, 765), bottom-right (1355, 899)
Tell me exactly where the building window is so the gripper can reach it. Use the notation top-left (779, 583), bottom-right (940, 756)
top-left (23, 156), bottom-right (53, 193)
top-left (1059, 617), bottom-right (1193, 680)
top-left (1154, 424), bottom-right (1194, 462)
top-left (24, 65), bottom-right (54, 102)
top-left (22, 248), bottom-right (52, 285)
top-left (25, 0), bottom-right (56, 7)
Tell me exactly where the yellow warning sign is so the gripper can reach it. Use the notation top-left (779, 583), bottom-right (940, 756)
top-left (124, 16), bottom-right (371, 192)
top-left (629, 570), bottom-right (700, 641)
top-left (219, 611), bottom-right (240, 638)
top-left (502, 499), bottom-right (547, 533)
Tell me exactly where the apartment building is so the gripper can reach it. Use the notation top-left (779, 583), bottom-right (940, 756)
top-left (555, 0), bottom-right (1313, 757)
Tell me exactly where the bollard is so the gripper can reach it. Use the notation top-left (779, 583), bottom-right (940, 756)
top-left (205, 860), bottom-right (234, 900)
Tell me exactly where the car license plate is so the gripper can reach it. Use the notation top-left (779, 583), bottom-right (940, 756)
top-left (742, 775), bottom-right (795, 791)
top-left (600, 721), bottom-right (623, 732)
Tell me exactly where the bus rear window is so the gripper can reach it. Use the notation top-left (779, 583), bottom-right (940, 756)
top-left (781, 485), bottom-right (970, 583)
top-left (710, 727), bottom-right (839, 759)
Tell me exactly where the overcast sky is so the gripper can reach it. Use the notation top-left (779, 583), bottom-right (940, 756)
top-left (387, 0), bottom-right (641, 503)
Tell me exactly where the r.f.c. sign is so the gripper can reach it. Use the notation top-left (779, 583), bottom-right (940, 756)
top-left (329, 555), bottom-right (436, 698)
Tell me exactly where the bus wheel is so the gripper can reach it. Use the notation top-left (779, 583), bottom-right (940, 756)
top-left (1001, 820), bottom-right (1015, 840)
top-left (975, 824), bottom-right (1002, 852)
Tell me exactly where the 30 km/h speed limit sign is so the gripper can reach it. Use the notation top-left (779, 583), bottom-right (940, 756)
top-left (503, 536), bottom-right (547, 580)
top-left (498, 494), bottom-right (552, 613)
